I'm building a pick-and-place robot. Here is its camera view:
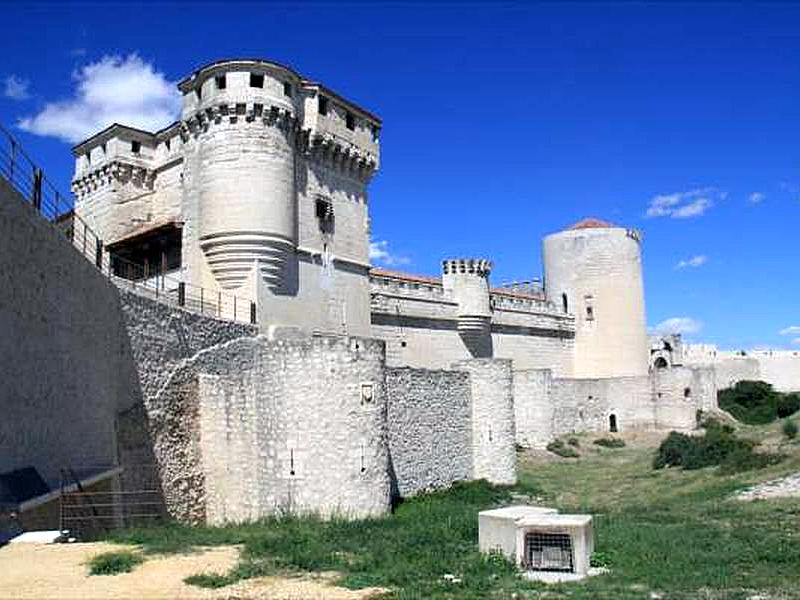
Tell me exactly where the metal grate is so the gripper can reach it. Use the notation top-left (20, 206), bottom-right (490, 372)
top-left (524, 532), bottom-right (574, 572)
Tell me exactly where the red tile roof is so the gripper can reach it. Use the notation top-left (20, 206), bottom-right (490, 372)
top-left (568, 217), bottom-right (616, 230)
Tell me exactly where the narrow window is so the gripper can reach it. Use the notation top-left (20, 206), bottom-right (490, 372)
top-left (283, 81), bottom-right (293, 97)
top-left (318, 95), bottom-right (329, 115)
top-left (250, 73), bottom-right (264, 88)
top-left (131, 141), bottom-right (141, 154)
top-left (609, 414), bottom-right (618, 433)
top-left (586, 305), bottom-right (594, 321)
top-left (562, 293), bottom-right (569, 314)
top-left (684, 387), bottom-right (692, 399)
top-left (195, 87), bottom-right (202, 101)
top-left (316, 197), bottom-right (334, 233)
top-left (215, 75), bottom-right (226, 90)
top-left (346, 112), bottom-right (356, 130)
top-left (400, 341), bottom-right (407, 348)
top-left (371, 124), bottom-right (380, 142)
top-left (164, 138), bottom-right (171, 151)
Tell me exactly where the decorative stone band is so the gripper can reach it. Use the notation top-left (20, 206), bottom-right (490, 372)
top-left (198, 231), bottom-right (295, 290)
top-left (71, 160), bottom-right (155, 197)
top-left (442, 259), bottom-right (493, 277)
top-left (180, 102), bottom-right (378, 183)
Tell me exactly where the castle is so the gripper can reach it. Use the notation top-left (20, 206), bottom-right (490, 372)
top-left (1, 58), bottom-right (796, 527)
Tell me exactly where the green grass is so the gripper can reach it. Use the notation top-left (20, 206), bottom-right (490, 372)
top-left (105, 424), bottom-right (800, 598)
top-left (87, 550), bottom-right (144, 575)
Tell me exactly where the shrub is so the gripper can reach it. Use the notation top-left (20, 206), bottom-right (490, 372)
top-left (546, 439), bottom-right (579, 458)
top-left (718, 380), bottom-right (779, 424)
top-left (593, 438), bottom-right (626, 448)
top-left (590, 551), bottom-right (612, 568)
top-left (88, 550), bottom-right (144, 575)
top-left (783, 419), bottom-right (798, 440)
top-left (777, 394), bottom-right (800, 418)
top-left (653, 419), bottom-right (782, 474)
top-left (566, 436), bottom-right (580, 447)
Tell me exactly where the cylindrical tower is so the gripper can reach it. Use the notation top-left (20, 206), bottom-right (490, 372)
top-left (442, 258), bottom-right (493, 347)
top-left (179, 60), bottom-right (301, 291)
top-left (542, 218), bottom-right (649, 378)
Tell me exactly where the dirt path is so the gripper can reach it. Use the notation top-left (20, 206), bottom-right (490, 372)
top-left (0, 542), bottom-right (385, 599)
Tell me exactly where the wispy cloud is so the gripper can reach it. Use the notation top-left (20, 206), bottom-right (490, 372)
top-left (645, 187), bottom-right (725, 219)
top-left (675, 255), bottom-right (707, 269)
top-left (793, 338), bottom-right (800, 346)
top-left (18, 53), bottom-right (180, 144)
top-left (779, 325), bottom-right (800, 336)
top-left (650, 317), bottom-right (704, 336)
top-left (748, 192), bottom-right (765, 205)
top-left (780, 182), bottom-right (800, 201)
top-left (3, 75), bottom-right (30, 100)
top-left (369, 240), bottom-right (411, 267)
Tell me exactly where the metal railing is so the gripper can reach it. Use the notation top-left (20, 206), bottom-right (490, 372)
top-left (0, 122), bottom-right (257, 325)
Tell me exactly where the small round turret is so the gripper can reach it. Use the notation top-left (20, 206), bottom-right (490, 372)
top-left (442, 259), bottom-right (493, 343)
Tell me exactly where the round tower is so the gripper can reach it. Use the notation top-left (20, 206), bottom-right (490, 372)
top-left (178, 60), bottom-right (301, 292)
top-left (442, 258), bottom-right (493, 356)
top-left (542, 218), bottom-right (649, 378)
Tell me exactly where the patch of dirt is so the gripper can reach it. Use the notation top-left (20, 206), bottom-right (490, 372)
top-left (0, 542), bottom-right (385, 599)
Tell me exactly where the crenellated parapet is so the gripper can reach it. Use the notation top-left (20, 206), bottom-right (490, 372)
top-left (71, 160), bottom-right (155, 199)
top-left (442, 258), bottom-right (493, 277)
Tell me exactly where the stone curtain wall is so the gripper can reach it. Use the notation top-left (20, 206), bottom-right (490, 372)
top-left (118, 289), bottom-right (258, 399)
top-left (386, 368), bottom-right (472, 497)
top-left (0, 177), bottom-right (140, 484)
top-left (148, 335), bottom-right (390, 524)
top-left (652, 366), bottom-right (717, 430)
top-left (513, 369), bottom-right (552, 448)
top-left (713, 357), bottom-right (761, 391)
top-left (453, 359), bottom-right (517, 485)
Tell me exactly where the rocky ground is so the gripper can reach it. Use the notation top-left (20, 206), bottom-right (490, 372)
top-left (737, 471), bottom-right (800, 501)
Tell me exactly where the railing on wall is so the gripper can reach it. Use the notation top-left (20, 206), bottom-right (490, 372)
top-left (0, 122), bottom-right (257, 325)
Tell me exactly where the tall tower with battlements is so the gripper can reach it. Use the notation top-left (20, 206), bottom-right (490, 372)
top-left (72, 58), bottom-right (381, 336)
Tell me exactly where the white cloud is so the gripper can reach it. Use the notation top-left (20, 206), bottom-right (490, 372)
top-left (748, 192), bottom-right (765, 204)
top-left (645, 187), bottom-right (725, 219)
top-left (793, 338), bottom-right (800, 346)
top-left (675, 255), bottom-right (707, 269)
top-left (3, 75), bottom-right (30, 100)
top-left (18, 54), bottom-right (180, 143)
top-left (650, 317), bottom-right (704, 336)
top-left (369, 240), bottom-right (410, 267)
top-left (779, 326), bottom-right (800, 336)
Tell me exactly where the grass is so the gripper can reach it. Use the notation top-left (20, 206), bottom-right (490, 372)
top-left (104, 422), bottom-right (800, 598)
top-left (87, 550), bottom-right (144, 575)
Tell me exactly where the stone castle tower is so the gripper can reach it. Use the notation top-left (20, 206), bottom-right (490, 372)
top-left (542, 218), bottom-right (649, 378)
top-left (72, 58), bottom-right (381, 336)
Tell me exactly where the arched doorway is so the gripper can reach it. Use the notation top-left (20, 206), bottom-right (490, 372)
top-left (609, 414), bottom-right (618, 433)
top-left (654, 356), bottom-right (668, 369)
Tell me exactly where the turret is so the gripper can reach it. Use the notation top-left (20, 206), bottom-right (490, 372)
top-left (442, 258), bottom-right (493, 356)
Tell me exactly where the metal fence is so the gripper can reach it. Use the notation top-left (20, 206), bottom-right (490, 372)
top-left (0, 122), bottom-right (256, 325)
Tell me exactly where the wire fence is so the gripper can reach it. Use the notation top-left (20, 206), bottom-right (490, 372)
top-left (0, 122), bottom-right (256, 325)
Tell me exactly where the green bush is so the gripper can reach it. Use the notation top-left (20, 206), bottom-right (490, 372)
top-left (88, 550), bottom-right (144, 575)
top-left (566, 436), bottom-right (580, 447)
top-left (783, 419), bottom-right (798, 440)
top-left (547, 438), bottom-right (579, 458)
top-left (717, 380), bottom-right (800, 424)
top-left (777, 394), bottom-right (800, 418)
top-left (593, 437), bottom-right (626, 448)
top-left (653, 419), bottom-right (782, 474)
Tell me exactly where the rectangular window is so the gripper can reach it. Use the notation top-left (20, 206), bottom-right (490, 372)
top-left (131, 141), bottom-right (141, 154)
top-left (250, 73), bottom-right (264, 88)
top-left (371, 124), bottom-right (380, 142)
top-left (318, 95), bottom-right (328, 115)
top-left (215, 75), bottom-right (226, 90)
top-left (283, 81), bottom-right (293, 97)
top-left (586, 306), bottom-right (594, 321)
top-left (346, 112), bottom-right (355, 130)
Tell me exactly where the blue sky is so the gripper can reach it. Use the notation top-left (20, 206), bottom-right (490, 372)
top-left (1, 2), bottom-right (798, 350)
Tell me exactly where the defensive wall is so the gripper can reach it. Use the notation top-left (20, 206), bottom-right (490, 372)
top-left (513, 365), bottom-right (717, 449)
top-left (369, 268), bottom-right (575, 374)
